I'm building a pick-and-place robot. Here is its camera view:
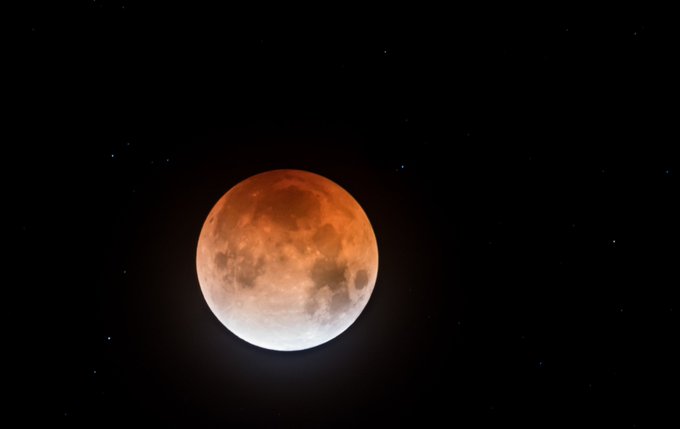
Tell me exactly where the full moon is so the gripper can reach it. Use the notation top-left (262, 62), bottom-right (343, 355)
top-left (196, 170), bottom-right (379, 351)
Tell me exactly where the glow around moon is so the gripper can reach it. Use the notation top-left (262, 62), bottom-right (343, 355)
top-left (196, 170), bottom-right (378, 351)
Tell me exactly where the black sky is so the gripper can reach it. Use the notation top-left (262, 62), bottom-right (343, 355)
top-left (14, 3), bottom-right (678, 427)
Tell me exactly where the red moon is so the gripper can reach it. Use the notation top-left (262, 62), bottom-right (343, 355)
top-left (196, 170), bottom-right (379, 351)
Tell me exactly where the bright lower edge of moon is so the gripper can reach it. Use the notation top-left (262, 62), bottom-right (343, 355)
top-left (196, 170), bottom-right (379, 351)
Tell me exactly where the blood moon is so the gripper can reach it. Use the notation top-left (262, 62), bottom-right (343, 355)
top-left (196, 170), bottom-right (378, 351)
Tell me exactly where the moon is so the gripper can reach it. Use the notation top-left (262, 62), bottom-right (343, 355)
top-left (196, 170), bottom-right (379, 351)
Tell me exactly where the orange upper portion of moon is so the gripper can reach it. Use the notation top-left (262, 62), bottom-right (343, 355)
top-left (196, 169), bottom-right (378, 351)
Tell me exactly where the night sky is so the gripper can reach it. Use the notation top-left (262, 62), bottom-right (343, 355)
top-left (15, 3), bottom-right (677, 427)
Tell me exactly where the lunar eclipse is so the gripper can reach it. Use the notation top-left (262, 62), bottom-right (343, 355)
top-left (196, 170), bottom-right (379, 351)
top-left (24, 6), bottom-right (672, 425)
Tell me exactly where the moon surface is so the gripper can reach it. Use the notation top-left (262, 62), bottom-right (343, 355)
top-left (196, 170), bottom-right (378, 351)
